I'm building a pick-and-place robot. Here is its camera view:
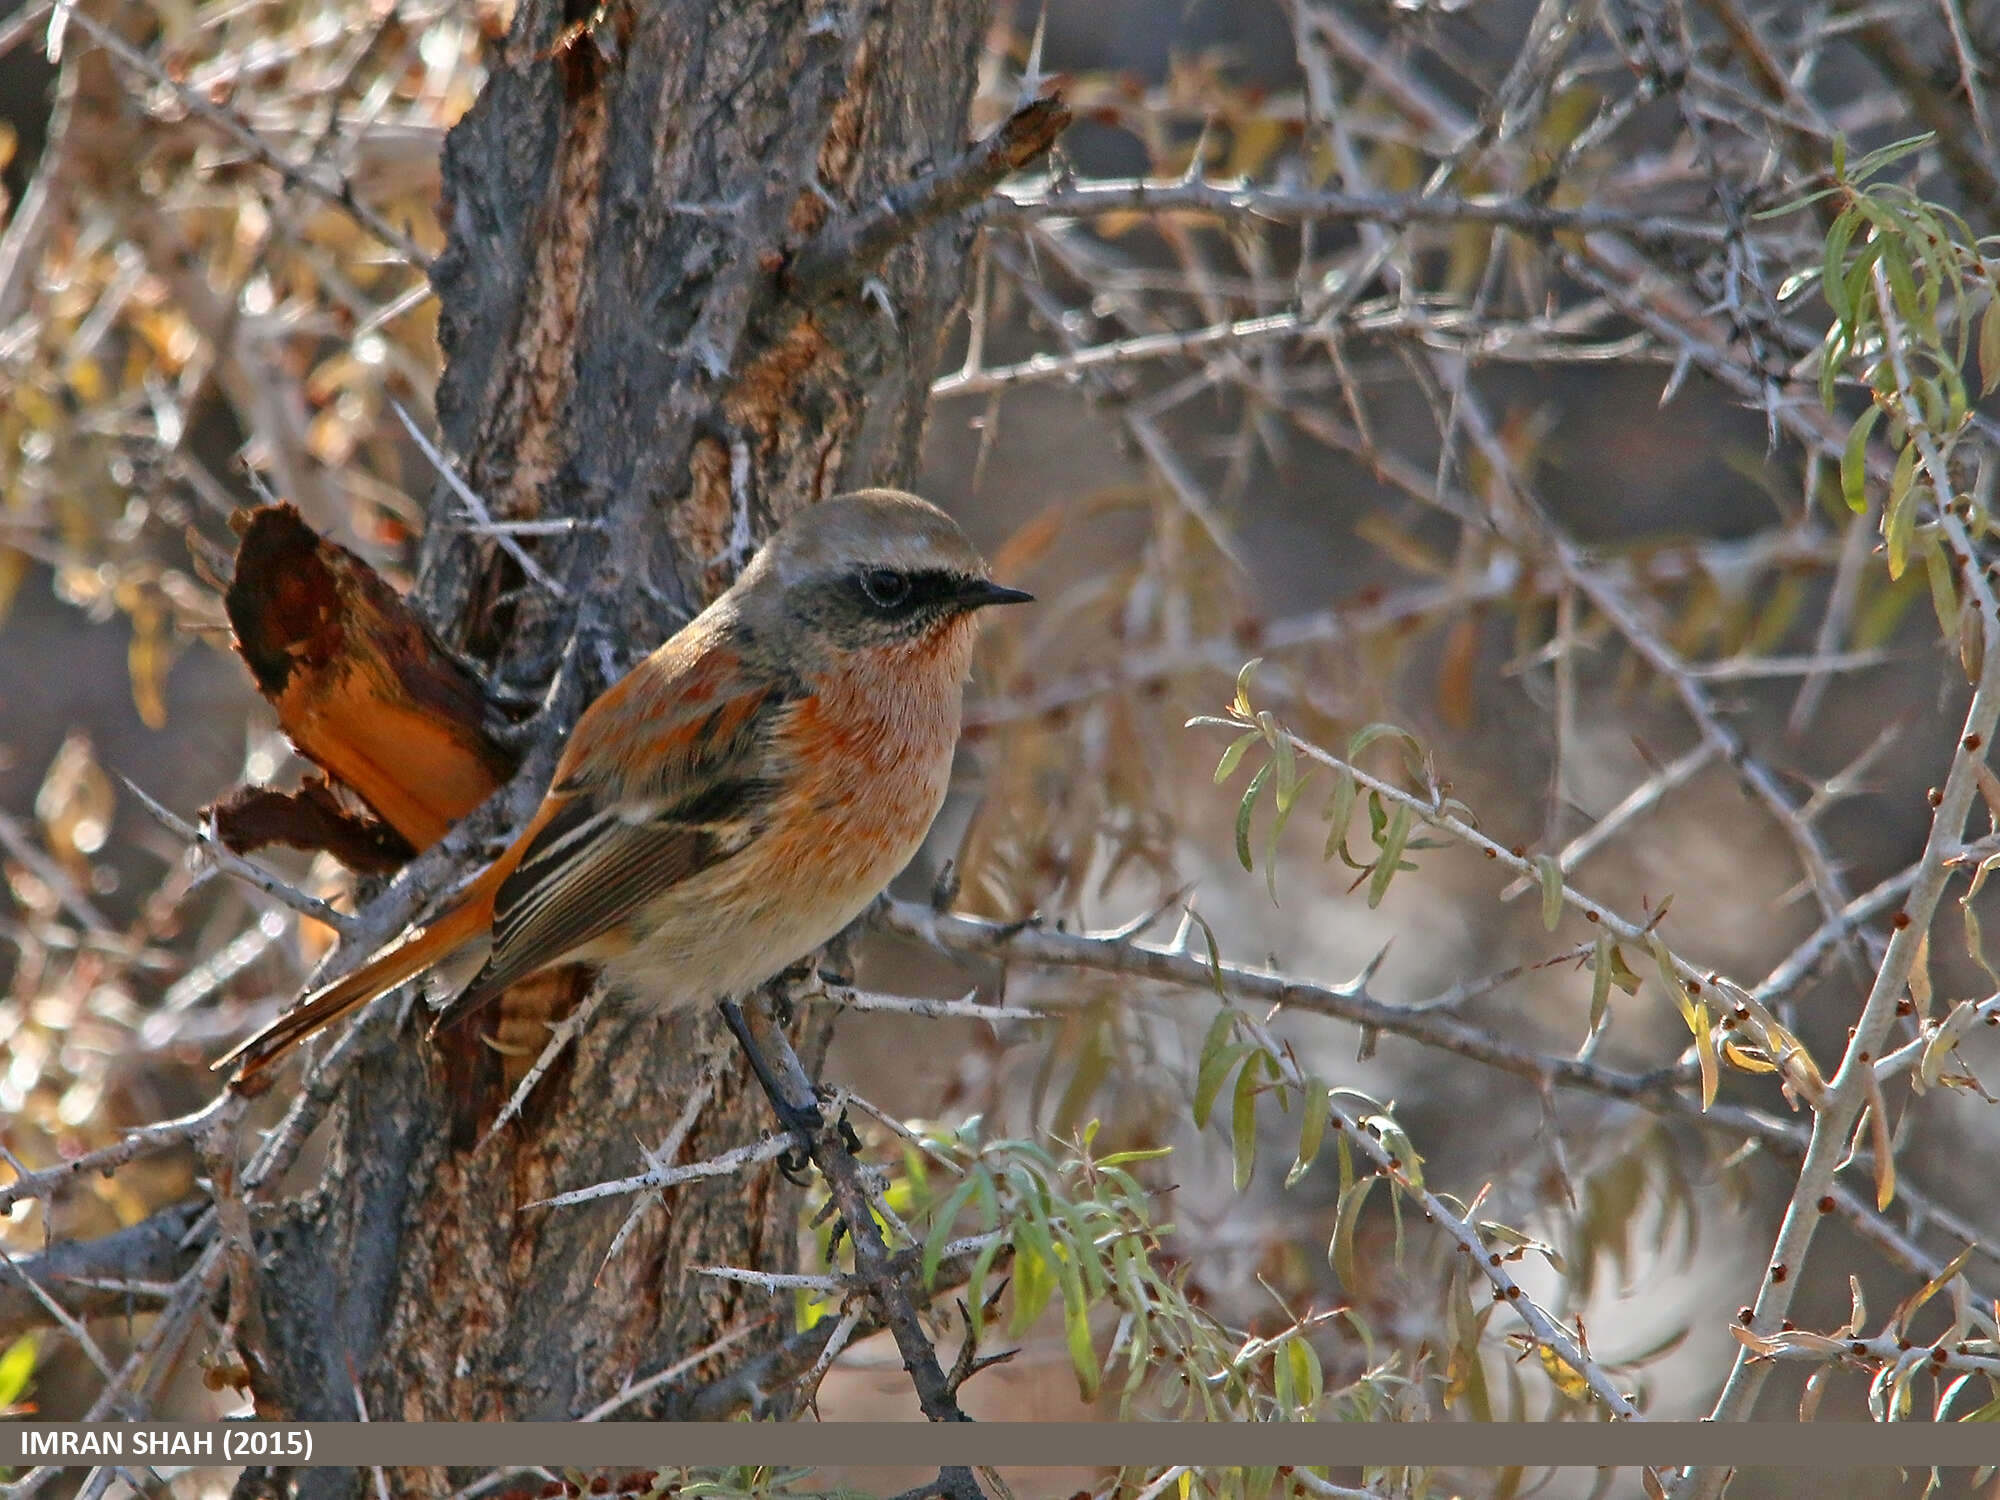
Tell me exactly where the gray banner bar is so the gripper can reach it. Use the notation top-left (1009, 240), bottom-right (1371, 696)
top-left (3, 1423), bottom-right (1997, 1470)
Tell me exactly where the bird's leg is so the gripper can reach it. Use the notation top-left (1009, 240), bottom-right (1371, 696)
top-left (717, 998), bottom-right (824, 1179)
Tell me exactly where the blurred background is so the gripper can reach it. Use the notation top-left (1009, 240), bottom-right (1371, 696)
top-left (2, 0), bottom-right (1999, 1495)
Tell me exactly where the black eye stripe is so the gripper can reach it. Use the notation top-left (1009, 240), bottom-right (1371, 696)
top-left (854, 568), bottom-right (965, 616)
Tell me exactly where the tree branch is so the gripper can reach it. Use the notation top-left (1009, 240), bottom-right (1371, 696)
top-left (0, 1200), bottom-right (209, 1337)
top-left (785, 95), bottom-right (1070, 301)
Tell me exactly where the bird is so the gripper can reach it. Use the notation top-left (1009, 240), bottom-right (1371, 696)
top-left (215, 488), bottom-right (1031, 1082)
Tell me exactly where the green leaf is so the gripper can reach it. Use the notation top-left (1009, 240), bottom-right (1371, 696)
top-left (1885, 442), bottom-right (1919, 579)
top-left (1588, 934), bottom-right (1614, 1038)
top-left (1231, 1050), bottom-right (1266, 1191)
top-left (1322, 769), bottom-right (1358, 863)
top-left (1365, 1113), bottom-right (1426, 1190)
top-left (1980, 293), bottom-right (2000, 396)
top-left (1348, 720), bottom-right (1422, 766)
top-left (1606, 942), bottom-right (1645, 994)
top-left (1262, 714), bottom-right (1300, 812)
top-left (1648, 932), bottom-right (1698, 1032)
top-left (1367, 803), bottom-right (1413, 909)
top-left (1848, 131), bottom-right (1933, 181)
top-left (1842, 404), bottom-right (1882, 512)
top-left (1286, 1078), bottom-right (1330, 1188)
top-left (1884, 243), bottom-right (1922, 335)
top-left (1329, 1174), bottom-right (1378, 1287)
top-left (1063, 1293), bottom-right (1100, 1401)
top-left (1532, 854), bottom-right (1564, 932)
top-left (1236, 762), bottom-right (1271, 872)
top-left (0, 1333), bottom-right (37, 1409)
top-left (922, 1175), bottom-right (985, 1287)
top-left (966, 1232), bottom-right (1005, 1337)
top-left (1234, 657), bottom-right (1264, 716)
top-left (1050, 1226), bottom-right (1099, 1400)
top-left (1925, 538), bottom-right (1961, 636)
top-left (1095, 1146), bottom-right (1174, 1168)
top-left (1284, 1336), bottom-right (1324, 1416)
top-left (1822, 208), bottom-right (1860, 328)
top-left (1213, 731), bottom-right (1259, 785)
top-left (1010, 1211), bottom-right (1058, 1332)
top-left (1195, 1039), bottom-right (1253, 1129)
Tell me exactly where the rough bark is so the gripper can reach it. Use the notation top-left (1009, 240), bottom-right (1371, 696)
top-left (241, 0), bottom-right (992, 1488)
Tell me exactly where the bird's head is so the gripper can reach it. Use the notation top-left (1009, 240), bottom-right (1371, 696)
top-left (732, 489), bottom-right (1032, 670)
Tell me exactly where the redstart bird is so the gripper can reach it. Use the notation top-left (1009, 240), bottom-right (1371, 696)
top-left (216, 488), bottom-right (1030, 1081)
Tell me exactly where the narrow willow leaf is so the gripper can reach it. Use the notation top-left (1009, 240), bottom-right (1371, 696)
top-left (1865, 1068), bottom-right (1896, 1210)
top-left (1329, 1175), bottom-right (1378, 1287)
top-left (1842, 240), bottom-right (1884, 336)
top-left (1262, 714), bottom-right (1299, 810)
top-left (1062, 1278), bottom-right (1100, 1400)
top-left (1532, 854), bottom-right (1564, 932)
top-left (1607, 944), bottom-right (1645, 995)
top-left (1322, 769), bottom-right (1358, 862)
top-left (1908, 928), bottom-right (1934, 1016)
top-left (1236, 762), bottom-right (1271, 873)
top-left (1365, 1113), bottom-right (1426, 1190)
top-left (1234, 657), bottom-right (1264, 716)
top-left (1367, 803), bottom-right (1413, 909)
top-left (1286, 1079), bottom-right (1330, 1188)
top-left (1197, 1005), bottom-right (1236, 1075)
top-left (1264, 756), bottom-right (1300, 906)
top-left (1588, 934), bottom-right (1614, 1038)
top-left (1981, 294), bottom-right (2000, 396)
top-left (1842, 404), bottom-right (1882, 512)
top-left (1885, 443), bottom-right (1919, 579)
top-left (922, 1175), bottom-right (984, 1287)
top-left (0, 1333), bottom-right (37, 1410)
top-left (1967, 859), bottom-right (2000, 986)
top-left (1285, 1337), bottom-right (1323, 1414)
top-left (1896, 1245), bottom-right (1976, 1337)
top-left (1195, 1040), bottom-right (1253, 1130)
top-left (1011, 1213), bottom-right (1058, 1332)
top-left (1696, 1009), bottom-right (1719, 1110)
top-left (1884, 243), bottom-right (1922, 335)
top-left (1822, 208), bottom-right (1859, 329)
top-left (1095, 1146), bottom-right (1174, 1168)
top-left (1231, 1051), bottom-right (1264, 1191)
top-left (1925, 540), bottom-right (1961, 637)
top-left (1820, 328), bottom-right (1848, 410)
top-left (1648, 933), bottom-right (1700, 1033)
top-left (1918, 1000), bottom-right (1981, 1094)
top-left (1721, 1040), bottom-right (1778, 1073)
top-left (1214, 731), bottom-right (1259, 785)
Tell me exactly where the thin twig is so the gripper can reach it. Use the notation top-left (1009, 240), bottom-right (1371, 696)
top-left (120, 776), bottom-right (357, 936)
top-left (62, 9), bottom-right (430, 267)
top-left (390, 400), bottom-right (567, 598)
top-left (985, 177), bottom-right (1728, 250)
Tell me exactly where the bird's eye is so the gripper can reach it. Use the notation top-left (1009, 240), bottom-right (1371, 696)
top-left (858, 568), bottom-right (912, 610)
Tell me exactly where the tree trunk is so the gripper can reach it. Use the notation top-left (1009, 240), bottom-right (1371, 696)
top-left (243, 0), bottom-right (990, 1487)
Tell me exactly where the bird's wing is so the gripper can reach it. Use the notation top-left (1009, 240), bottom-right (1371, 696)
top-left (433, 630), bottom-right (798, 1025)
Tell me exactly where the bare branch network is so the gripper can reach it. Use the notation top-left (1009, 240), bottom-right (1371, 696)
top-left (2, 0), bottom-right (2000, 1494)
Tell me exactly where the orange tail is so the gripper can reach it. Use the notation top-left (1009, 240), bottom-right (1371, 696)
top-left (214, 873), bottom-right (500, 1081)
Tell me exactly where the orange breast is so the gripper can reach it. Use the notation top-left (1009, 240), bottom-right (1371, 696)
top-left (770, 631), bottom-right (972, 891)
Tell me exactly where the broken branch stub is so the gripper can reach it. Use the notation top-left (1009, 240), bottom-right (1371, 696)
top-left (221, 504), bottom-right (518, 859)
